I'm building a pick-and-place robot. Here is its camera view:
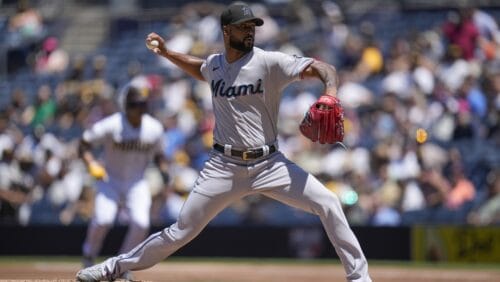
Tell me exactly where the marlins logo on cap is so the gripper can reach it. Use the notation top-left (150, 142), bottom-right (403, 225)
top-left (242, 6), bottom-right (251, 16)
top-left (220, 3), bottom-right (264, 28)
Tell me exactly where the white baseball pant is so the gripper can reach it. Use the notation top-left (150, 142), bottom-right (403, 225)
top-left (82, 178), bottom-right (152, 259)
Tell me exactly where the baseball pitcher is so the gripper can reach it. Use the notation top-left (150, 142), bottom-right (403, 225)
top-left (77, 3), bottom-right (371, 282)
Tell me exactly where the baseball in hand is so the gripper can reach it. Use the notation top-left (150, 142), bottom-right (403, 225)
top-left (146, 39), bottom-right (160, 50)
top-left (416, 128), bottom-right (428, 144)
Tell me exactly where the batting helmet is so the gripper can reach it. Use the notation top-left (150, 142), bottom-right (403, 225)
top-left (117, 78), bottom-right (151, 112)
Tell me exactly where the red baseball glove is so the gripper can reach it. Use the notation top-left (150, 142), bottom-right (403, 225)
top-left (299, 95), bottom-right (344, 144)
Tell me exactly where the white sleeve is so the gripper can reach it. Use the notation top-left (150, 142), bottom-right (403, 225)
top-left (154, 129), bottom-right (166, 155)
top-left (200, 54), bottom-right (216, 81)
top-left (82, 118), bottom-right (112, 144)
top-left (268, 51), bottom-right (314, 89)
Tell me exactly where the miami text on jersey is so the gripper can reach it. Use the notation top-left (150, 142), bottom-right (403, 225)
top-left (211, 79), bottom-right (263, 97)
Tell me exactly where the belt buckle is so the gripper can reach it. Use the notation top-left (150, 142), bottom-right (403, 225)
top-left (242, 150), bottom-right (251, 160)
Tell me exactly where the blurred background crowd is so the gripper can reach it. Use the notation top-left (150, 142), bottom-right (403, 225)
top-left (0, 0), bottom-right (499, 228)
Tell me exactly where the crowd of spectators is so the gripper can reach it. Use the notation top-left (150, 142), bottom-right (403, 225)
top-left (0, 0), bottom-right (499, 227)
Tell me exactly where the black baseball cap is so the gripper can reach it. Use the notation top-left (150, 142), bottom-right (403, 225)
top-left (220, 3), bottom-right (264, 28)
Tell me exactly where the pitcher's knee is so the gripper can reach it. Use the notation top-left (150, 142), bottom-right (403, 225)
top-left (313, 192), bottom-right (342, 217)
top-left (161, 222), bottom-right (200, 247)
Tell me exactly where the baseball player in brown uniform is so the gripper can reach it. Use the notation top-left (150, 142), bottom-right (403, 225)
top-left (77, 3), bottom-right (371, 281)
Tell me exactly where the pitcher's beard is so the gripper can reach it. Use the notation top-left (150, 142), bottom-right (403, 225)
top-left (229, 37), bottom-right (253, 53)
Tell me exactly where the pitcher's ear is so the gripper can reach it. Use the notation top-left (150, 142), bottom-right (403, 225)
top-left (222, 25), bottom-right (230, 36)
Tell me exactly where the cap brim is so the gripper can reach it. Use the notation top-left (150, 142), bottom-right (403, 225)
top-left (233, 17), bottom-right (264, 26)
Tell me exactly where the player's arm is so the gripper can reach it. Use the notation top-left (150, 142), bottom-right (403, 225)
top-left (78, 139), bottom-right (96, 166)
top-left (301, 60), bottom-right (339, 97)
top-left (152, 132), bottom-right (170, 184)
top-left (298, 59), bottom-right (345, 144)
top-left (146, 32), bottom-right (205, 81)
top-left (79, 139), bottom-right (108, 180)
top-left (79, 119), bottom-right (110, 181)
top-left (154, 153), bottom-right (170, 185)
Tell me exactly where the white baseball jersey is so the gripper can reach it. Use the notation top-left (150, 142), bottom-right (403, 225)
top-left (200, 47), bottom-right (313, 148)
top-left (83, 112), bottom-right (164, 183)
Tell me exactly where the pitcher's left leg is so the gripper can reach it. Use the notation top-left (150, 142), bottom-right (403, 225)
top-left (260, 158), bottom-right (371, 282)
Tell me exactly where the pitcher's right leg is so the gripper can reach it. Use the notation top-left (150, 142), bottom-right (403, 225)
top-left (98, 189), bottom-right (243, 278)
top-left (77, 153), bottom-right (247, 280)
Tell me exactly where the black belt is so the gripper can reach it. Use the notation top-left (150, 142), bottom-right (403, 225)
top-left (213, 143), bottom-right (276, 160)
